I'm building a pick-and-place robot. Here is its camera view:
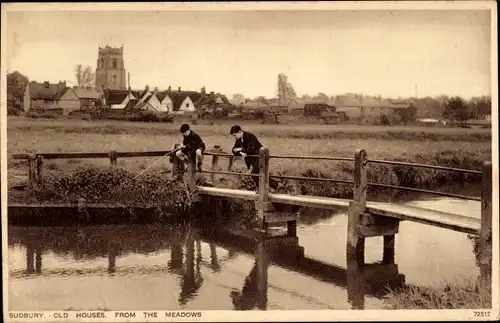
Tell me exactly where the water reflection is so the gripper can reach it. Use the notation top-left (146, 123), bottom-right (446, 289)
top-left (25, 244), bottom-right (42, 274)
top-left (230, 241), bottom-right (269, 310)
top-left (9, 225), bottom-right (406, 310)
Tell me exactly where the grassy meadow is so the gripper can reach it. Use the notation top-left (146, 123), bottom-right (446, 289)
top-left (8, 117), bottom-right (491, 198)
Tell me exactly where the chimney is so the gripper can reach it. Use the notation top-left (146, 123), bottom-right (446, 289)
top-left (201, 86), bottom-right (206, 95)
top-left (145, 84), bottom-right (150, 91)
top-left (44, 81), bottom-right (49, 88)
top-left (178, 87), bottom-right (181, 92)
top-left (154, 87), bottom-right (158, 94)
top-left (168, 86), bottom-right (172, 91)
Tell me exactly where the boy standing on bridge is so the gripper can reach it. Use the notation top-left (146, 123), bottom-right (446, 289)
top-left (176, 124), bottom-right (205, 171)
top-left (229, 125), bottom-right (281, 191)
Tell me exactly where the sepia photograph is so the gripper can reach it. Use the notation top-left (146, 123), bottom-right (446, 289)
top-left (1, 1), bottom-right (498, 322)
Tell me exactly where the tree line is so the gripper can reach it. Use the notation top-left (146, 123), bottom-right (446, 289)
top-left (230, 73), bottom-right (491, 122)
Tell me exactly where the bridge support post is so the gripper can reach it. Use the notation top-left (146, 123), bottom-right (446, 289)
top-left (479, 161), bottom-right (492, 291)
top-left (346, 149), bottom-right (368, 263)
top-left (257, 147), bottom-right (271, 231)
top-left (187, 150), bottom-right (200, 203)
top-left (382, 235), bottom-right (395, 264)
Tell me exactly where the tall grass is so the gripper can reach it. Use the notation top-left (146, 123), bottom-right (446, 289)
top-left (10, 166), bottom-right (193, 218)
top-left (384, 281), bottom-right (492, 309)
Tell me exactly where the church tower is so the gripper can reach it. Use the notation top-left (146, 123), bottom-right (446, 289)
top-left (95, 45), bottom-right (127, 90)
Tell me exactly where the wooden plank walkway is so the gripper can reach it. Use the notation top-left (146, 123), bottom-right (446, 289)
top-left (196, 186), bottom-right (481, 234)
top-left (366, 202), bottom-right (480, 234)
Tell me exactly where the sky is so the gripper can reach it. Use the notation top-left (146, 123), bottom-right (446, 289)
top-left (4, 4), bottom-right (494, 99)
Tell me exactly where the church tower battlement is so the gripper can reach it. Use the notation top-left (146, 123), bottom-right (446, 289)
top-left (95, 45), bottom-right (126, 90)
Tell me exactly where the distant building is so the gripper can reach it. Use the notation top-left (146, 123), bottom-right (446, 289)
top-left (103, 89), bottom-right (137, 110)
top-left (59, 87), bottom-right (104, 115)
top-left (95, 45), bottom-right (127, 90)
top-left (26, 81), bottom-right (67, 111)
top-left (335, 97), bottom-right (408, 120)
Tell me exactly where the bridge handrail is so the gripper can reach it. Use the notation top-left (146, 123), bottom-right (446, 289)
top-left (199, 169), bottom-right (258, 177)
top-left (12, 151), bottom-right (174, 160)
top-left (202, 151), bottom-right (482, 174)
top-left (270, 155), bottom-right (354, 162)
top-left (367, 159), bottom-right (483, 174)
top-left (269, 174), bottom-right (354, 185)
top-left (12, 150), bottom-right (483, 175)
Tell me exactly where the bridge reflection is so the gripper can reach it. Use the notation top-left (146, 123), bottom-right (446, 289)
top-left (10, 225), bottom-right (405, 310)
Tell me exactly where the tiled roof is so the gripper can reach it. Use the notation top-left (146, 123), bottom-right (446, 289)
top-left (104, 90), bottom-right (130, 105)
top-left (167, 92), bottom-right (187, 112)
top-left (29, 81), bottom-right (66, 100)
top-left (73, 88), bottom-right (102, 99)
top-left (156, 92), bottom-right (167, 102)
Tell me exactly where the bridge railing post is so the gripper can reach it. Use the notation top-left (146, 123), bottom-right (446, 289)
top-left (228, 155), bottom-right (235, 171)
top-left (346, 149), bottom-right (368, 263)
top-left (479, 161), bottom-right (492, 291)
top-left (27, 154), bottom-right (36, 188)
top-left (211, 145), bottom-right (221, 183)
top-left (36, 155), bottom-right (44, 187)
top-left (257, 147), bottom-right (270, 229)
top-left (108, 150), bottom-right (118, 168)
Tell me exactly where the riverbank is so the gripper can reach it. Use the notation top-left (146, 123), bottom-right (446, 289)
top-left (384, 280), bottom-right (491, 309)
top-left (8, 167), bottom-right (193, 221)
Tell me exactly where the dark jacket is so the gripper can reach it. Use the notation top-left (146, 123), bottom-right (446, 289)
top-left (182, 130), bottom-right (205, 152)
top-left (232, 131), bottom-right (262, 156)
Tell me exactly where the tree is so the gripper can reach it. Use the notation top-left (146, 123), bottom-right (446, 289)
top-left (469, 96), bottom-right (491, 120)
top-left (256, 96), bottom-right (269, 105)
top-left (444, 96), bottom-right (469, 122)
top-left (7, 71), bottom-right (29, 97)
top-left (395, 103), bottom-right (417, 126)
top-left (277, 73), bottom-right (297, 107)
top-left (74, 64), bottom-right (95, 87)
top-left (301, 94), bottom-right (312, 101)
top-left (313, 92), bottom-right (329, 102)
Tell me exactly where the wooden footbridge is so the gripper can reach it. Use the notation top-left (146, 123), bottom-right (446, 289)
top-left (11, 145), bottom-right (493, 288)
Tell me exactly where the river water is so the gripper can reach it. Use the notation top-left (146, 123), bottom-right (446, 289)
top-left (7, 196), bottom-right (481, 311)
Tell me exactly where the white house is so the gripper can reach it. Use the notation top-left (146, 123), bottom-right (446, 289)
top-left (179, 96), bottom-right (196, 113)
top-left (157, 92), bottom-right (173, 112)
top-left (135, 93), bottom-right (167, 112)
